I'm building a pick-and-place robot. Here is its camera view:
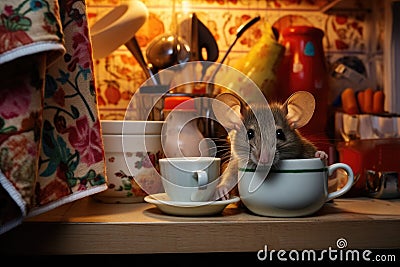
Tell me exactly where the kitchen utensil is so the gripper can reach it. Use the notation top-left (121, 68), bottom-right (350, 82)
top-left (145, 0), bottom-right (190, 74)
top-left (366, 171), bottom-right (400, 199)
top-left (220, 15), bottom-right (260, 66)
top-left (145, 34), bottom-right (190, 74)
top-left (90, 1), bottom-right (148, 59)
top-left (125, 36), bottom-right (159, 85)
top-left (207, 16), bottom-right (260, 93)
top-left (178, 13), bottom-right (220, 80)
top-left (184, 13), bottom-right (219, 62)
top-left (90, 2), bottom-right (161, 85)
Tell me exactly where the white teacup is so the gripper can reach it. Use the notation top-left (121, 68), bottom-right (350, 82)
top-left (238, 158), bottom-right (354, 217)
top-left (159, 157), bottom-right (221, 202)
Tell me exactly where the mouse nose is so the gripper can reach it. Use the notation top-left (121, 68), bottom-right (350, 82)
top-left (257, 150), bottom-right (271, 166)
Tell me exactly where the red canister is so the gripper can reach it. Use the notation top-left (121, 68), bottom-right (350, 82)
top-left (276, 26), bottom-right (331, 152)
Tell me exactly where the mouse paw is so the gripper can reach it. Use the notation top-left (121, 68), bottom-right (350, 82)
top-left (315, 150), bottom-right (328, 160)
top-left (215, 186), bottom-right (230, 201)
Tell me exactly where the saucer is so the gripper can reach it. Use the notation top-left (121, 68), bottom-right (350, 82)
top-left (144, 193), bottom-right (240, 216)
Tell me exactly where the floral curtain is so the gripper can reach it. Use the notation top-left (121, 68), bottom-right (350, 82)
top-left (0, 0), bottom-right (107, 235)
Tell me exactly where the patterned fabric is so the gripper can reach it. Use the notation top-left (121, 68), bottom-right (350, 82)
top-left (0, 0), bottom-right (107, 235)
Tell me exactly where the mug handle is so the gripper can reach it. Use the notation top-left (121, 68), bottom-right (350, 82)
top-left (191, 170), bottom-right (209, 202)
top-left (194, 170), bottom-right (208, 190)
top-left (326, 163), bottom-right (354, 202)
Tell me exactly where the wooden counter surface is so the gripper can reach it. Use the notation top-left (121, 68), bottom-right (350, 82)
top-left (0, 197), bottom-right (399, 255)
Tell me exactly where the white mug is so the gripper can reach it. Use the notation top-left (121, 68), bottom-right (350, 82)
top-left (94, 120), bottom-right (164, 204)
top-left (238, 158), bottom-right (354, 217)
top-left (159, 157), bottom-right (221, 202)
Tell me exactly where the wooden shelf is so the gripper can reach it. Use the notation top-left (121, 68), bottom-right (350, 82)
top-left (0, 197), bottom-right (399, 255)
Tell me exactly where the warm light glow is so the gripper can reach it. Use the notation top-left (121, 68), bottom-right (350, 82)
top-left (181, 0), bottom-right (192, 16)
top-left (167, 35), bottom-right (174, 42)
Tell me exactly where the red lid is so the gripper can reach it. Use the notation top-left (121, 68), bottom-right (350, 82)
top-left (281, 26), bottom-right (324, 38)
top-left (164, 96), bottom-right (196, 111)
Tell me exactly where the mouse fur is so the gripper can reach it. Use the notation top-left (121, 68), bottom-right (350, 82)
top-left (214, 93), bottom-right (327, 201)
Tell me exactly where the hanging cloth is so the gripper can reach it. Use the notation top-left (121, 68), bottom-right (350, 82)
top-left (0, 0), bottom-right (107, 235)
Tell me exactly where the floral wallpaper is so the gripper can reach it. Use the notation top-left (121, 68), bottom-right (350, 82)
top-left (86, 0), bottom-right (382, 120)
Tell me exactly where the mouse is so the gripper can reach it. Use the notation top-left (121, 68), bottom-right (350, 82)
top-left (212, 90), bottom-right (328, 200)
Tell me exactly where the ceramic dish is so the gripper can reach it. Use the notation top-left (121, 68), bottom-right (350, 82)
top-left (144, 193), bottom-right (240, 216)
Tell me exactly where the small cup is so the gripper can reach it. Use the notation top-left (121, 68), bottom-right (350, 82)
top-left (238, 158), bottom-right (354, 217)
top-left (159, 157), bottom-right (221, 202)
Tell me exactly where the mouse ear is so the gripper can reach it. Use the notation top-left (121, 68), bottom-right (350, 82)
top-left (283, 91), bottom-right (315, 129)
top-left (212, 92), bottom-right (243, 130)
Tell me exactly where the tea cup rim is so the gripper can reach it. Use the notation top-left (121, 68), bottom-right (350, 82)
top-left (239, 158), bottom-right (327, 172)
top-left (159, 157), bottom-right (221, 163)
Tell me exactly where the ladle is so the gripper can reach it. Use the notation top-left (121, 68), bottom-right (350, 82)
top-left (145, 0), bottom-right (190, 74)
top-left (145, 34), bottom-right (190, 74)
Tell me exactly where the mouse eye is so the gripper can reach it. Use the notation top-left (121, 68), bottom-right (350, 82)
top-left (247, 129), bottom-right (255, 140)
top-left (276, 129), bottom-right (286, 141)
